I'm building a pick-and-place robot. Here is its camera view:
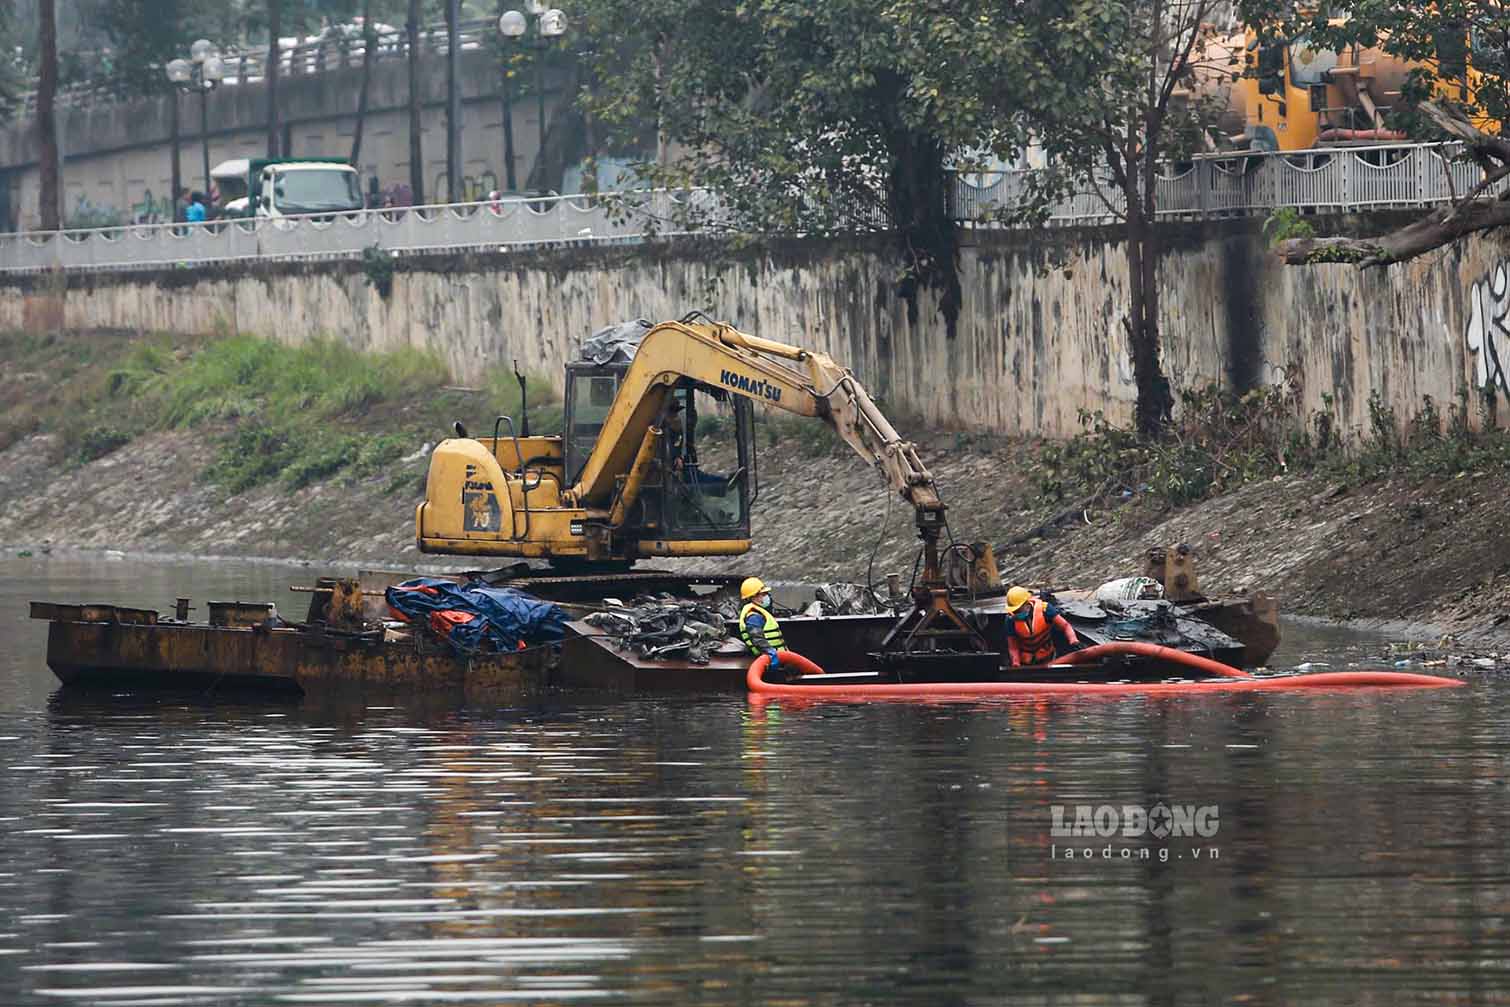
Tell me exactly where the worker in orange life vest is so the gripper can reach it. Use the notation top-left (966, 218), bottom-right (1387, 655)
top-left (1004, 585), bottom-right (1080, 666)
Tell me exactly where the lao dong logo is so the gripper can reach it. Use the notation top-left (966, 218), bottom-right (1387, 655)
top-left (1051, 803), bottom-right (1219, 839)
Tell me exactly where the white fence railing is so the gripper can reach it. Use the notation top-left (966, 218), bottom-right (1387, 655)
top-left (15, 18), bottom-right (500, 118)
top-left (955, 142), bottom-right (1487, 225)
top-left (0, 190), bottom-right (726, 273)
top-left (0, 144), bottom-right (1491, 273)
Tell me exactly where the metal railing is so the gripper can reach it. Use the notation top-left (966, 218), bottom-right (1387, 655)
top-left (15, 18), bottom-right (499, 117)
top-left (1, 143), bottom-right (1495, 273)
top-left (0, 190), bottom-right (726, 274)
top-left (954, 142), bottom-right (1490, 226)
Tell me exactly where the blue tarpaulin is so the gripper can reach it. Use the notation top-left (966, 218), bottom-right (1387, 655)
top-left (385, 577), bottom-right (570, 654)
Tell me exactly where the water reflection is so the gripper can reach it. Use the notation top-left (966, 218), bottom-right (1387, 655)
top-left (0, 557), bottom-right (1508, 1003)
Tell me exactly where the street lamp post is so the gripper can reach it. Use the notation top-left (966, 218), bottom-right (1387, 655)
top-left (499, 3), bottom-right (566, 194)
top-left (166, 40), bottom-right (225, 209)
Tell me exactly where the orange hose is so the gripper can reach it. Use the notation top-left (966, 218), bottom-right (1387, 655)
top-left (1062, 641), bottom-right (1251, 678)
top-left (749, 650), bottom-right (826, 678)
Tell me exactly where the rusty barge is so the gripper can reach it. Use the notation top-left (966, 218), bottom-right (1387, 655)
top-left (29, 548), bottom-right (1288, 703)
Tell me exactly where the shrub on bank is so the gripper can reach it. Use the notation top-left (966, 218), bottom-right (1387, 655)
top-left (1036, 381), bottom-right (1510, 510)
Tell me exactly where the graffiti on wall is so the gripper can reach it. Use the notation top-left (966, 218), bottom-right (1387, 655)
top-left (63, 189), bottom-right (176, 229)
top-left (433, 170), bottom-right (500, 204)
top-left (130, 190), bottom-right (173, 224)
top-left (65, 194), bottom-right (123, 229)
top-left (1466, 264), bottom-right (1510, 397)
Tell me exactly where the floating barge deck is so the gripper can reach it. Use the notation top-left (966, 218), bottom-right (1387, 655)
top-left (30, 599), bottom-right (556, 705)
top-left (29, 563), bottom-right (1284, 701)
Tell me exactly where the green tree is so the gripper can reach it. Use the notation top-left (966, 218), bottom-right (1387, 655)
top-left (577, 0), bottom-right (1023, 339)
top-left (987, 0), bottom-right (1230, 435)
top-left (0, 4), bottom-right (29, 123)
top-left (575, 0), bottom-right (1223, 433)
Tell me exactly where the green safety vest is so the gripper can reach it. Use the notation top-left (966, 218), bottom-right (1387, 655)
top-left (738, 601), bottom-right (786, 655)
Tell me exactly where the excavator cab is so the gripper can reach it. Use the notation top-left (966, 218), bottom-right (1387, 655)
top-left (563, 363), bottom-right (624, 487)
top-left (563, 362), bottom-right (756, 544)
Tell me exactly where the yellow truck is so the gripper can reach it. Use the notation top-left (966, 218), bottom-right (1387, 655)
top-left (1192, 24), bottom-right (1490, 152)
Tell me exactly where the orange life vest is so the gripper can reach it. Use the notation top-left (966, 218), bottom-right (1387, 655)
top-left (1008, 599), bottom-right (1057, 664)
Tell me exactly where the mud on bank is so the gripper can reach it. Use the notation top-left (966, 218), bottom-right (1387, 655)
top-left (4, 328), bottom-right (1510, 639)
top-left (4, 421), bottom-right (1510, 640)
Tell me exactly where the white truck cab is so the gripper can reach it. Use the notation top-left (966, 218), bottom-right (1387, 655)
top-left (212, 158), bottom-right (364, 218)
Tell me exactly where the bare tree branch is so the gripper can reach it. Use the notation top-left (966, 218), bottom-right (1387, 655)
top-left (1277, 199), bottom-right (1510, 267)
top-left (1088, 171), bottom-right (1129, 222)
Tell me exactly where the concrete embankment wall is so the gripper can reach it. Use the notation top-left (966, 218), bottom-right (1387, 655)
top-left (6, 221), bottom-right (1510, 441)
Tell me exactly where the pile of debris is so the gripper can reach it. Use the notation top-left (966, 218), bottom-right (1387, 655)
top-left (802, 582), bottom-right (892, 616)
top-left (585, 597), bottom-right (731, 664)
top-left (582, 582), bottom-right (901, 664)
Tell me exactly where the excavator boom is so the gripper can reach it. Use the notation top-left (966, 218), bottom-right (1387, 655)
top-left (417, 314), bottom-right (990, 656)
top-left (565, 318), bottom-right (942, 524)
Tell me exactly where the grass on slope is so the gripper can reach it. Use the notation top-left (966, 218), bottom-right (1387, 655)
top-left (0, 330), bottom-right (561, 495)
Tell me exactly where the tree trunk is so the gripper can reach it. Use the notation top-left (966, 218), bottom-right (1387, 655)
top-left (652, 46), bottom-right (667, 167)
top-left (407, 0), bottom-right (425, 204)
top-left (885, 128), bottom-right (960, 340)
top-left (169, 91), bottom-right (182, 222)
top-left (1123, 182), bottom-right (1173, 437)
top-left (266, 0), bottom-right (281, 157)
top-left (349, 0), bottom-right (376, 167)
top-left (1274, 102), bottom-right (1510, 267)
top-left (36, 0), bottom-right (60, 231)
top-left (581, 97), bottom-right (598, 195)
top-left (445, 0), bottom-right (460, 202)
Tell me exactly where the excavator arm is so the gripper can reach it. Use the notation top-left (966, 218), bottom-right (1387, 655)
top-left (568, 316), bottom-right (987, 658)
top-left (418, 314), bottom-right (991, 660)
top-left (569, 317), bottom-right (943, 529)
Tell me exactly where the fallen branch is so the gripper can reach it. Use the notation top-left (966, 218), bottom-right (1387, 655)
top-left (1276, 198), bottom-right (1510, 268)
top-left (1275, 101), bottom-right (1510, 269)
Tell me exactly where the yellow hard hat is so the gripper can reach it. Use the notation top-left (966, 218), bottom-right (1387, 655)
top-left (1005, 585), bottom-right (1033, 614)
top-left (740, 577), bottom-right (768, 600)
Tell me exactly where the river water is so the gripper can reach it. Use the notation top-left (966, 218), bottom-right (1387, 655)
top-left (1, 554), bottom-right (1507, 1005)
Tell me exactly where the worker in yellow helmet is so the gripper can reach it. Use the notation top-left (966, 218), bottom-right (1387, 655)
top-left (1003, 585), bottom-right (1080, 667)
top-left (738, 576), bottom-right (788, 673)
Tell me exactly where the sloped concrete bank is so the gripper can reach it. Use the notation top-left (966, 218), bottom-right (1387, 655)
top-left (4, 425), bottom-right (1510, 648)
top-left (7, 221), bottom-right (1510, 444)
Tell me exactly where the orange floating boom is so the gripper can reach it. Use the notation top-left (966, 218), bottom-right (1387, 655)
top-left (746, 646), bottom-right (1463, 699)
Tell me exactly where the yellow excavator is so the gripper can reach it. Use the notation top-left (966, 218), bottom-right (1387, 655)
top-left (416, 312), bottom-right (991, 657)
